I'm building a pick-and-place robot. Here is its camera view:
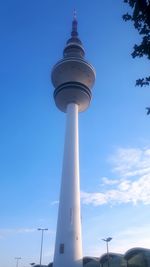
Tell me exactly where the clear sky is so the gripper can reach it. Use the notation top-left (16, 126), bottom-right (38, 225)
top-left (0, 1), bottom-right (150, 267)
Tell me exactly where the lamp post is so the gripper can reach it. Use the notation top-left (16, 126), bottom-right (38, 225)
top-left (37, 228), bottom-right (48, 267)
top-left (102, 237), bottom-right (112, 267)
top-left (15, 257), bottom-right (21, 267)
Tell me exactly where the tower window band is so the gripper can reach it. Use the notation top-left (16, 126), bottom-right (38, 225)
top-left (59, 243), bottom-right (65, 254)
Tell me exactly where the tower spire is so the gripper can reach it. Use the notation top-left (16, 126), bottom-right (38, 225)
top-left (63, 10), bottom-right (85, 59)
top-left (71, 9), bottom-right (78, 37)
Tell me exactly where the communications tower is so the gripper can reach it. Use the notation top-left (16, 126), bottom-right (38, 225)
top-left (51, 14), bottom-right (96, 267)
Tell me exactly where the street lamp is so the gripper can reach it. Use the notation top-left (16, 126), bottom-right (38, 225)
top-left (102, 237), bottom-right (112, 267)
top-left (15, 257), bottom-right (21, 267)
top-left (37, 228), bottom-right (48, 267)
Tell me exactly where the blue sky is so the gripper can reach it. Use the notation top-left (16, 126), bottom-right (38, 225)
top-left (0, 0), bottom-right (150, 267)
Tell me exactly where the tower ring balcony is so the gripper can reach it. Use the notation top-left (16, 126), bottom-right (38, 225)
top-left (54, 81), bottom-right (92, 112)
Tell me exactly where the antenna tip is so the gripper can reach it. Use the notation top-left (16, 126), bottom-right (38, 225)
top-left (73, 9), bottom-right (77, 20)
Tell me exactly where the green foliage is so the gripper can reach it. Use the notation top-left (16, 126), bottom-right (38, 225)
top-left (123, 0), bottom-right (150, 86)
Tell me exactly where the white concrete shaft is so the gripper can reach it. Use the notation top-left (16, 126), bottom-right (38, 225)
top-left (53, 103), bottom-right (83, 267)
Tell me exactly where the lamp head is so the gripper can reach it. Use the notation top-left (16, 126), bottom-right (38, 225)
top-left (107, 237), bottom-right (112, 242)
top-left (102, 237), bottom-right (112, 242)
